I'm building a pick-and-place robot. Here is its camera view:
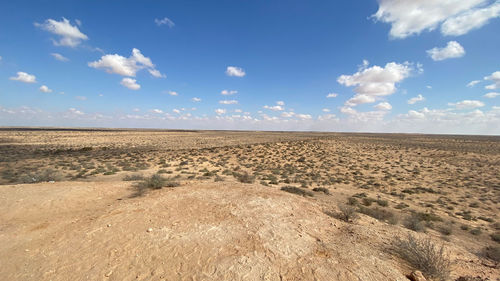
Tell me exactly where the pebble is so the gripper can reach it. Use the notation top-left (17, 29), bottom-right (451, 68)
top-left (107, 224), bottom-right (111, 227)
top-left (105, 270), bottom-right (113, 277)
top-left (147, 228), bottom-right (153, 232)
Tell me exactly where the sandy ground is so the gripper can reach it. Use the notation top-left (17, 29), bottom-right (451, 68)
top-left (0, 180), bottom-right (414, 281)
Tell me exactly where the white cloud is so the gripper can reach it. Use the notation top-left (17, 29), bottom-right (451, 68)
top-left (372, 0), bottom-right (488, 38)
top-left (345, 94), bottom-right (376, 106)
top-left (484, 71), bottom-right (500, 90)
top-left (9, 72), bottom-right (37, 83)
top-left (281, 112), bottom-right (295, 118)
top-left (263, 105), bottom-right (284, 111)
top-left (120, 78), bottom-right (140, 90)
top-left (89, 48), bottom-right (164, 77)
top-left (374, 102), bottom-right (392, 110)
top-left (148, 69), bottom-right (166, 78)
top-left (296, 114), bottom-right (312, 120)
top-left (226, 66), bottom-right (246, 77)
top-left (338, 61), bottom-right (413, 106)
top-left (427, 41), bottom-right (465, 61)
top-left (39, 85), bottom-right (52, 93)
top-left (215, 108), bottom-right (226, 115)
top-left (234, 109), bottom-right (242, 113)
top-left (167, 91), bottom-right (178, 96)
top-left (441, 2), bottom-right (500, 36)
top-left (322, 108), bottom-right (330, 112)
top-left (448, 100), bottom-right (485, 109)
top-left (2, 105), bottom-right (499, 135)
top-left (426, 85), bottom-right (432, 89)
top-left (173, 109), bottom-right (181, 114)
top-left (75, 96), bottom-right (87, 101)
top-left (219, 100), bottom-right (238, 105)
top-left (467, 80), bottom-right (481, 87)
top-left (155, 17), bottom-right (175, 28)
top-left (484, 92), bottom-right (500, 98)
top-left (51, 53), bottom-right (69, 62)
top-left (35, 18), bottom-right (88, 47)
top-left (68, 108), bottom-right (84, 115)
top-left (191, 97), bottom-right (202, 102)
top-left (408, 94), bottom-right (425, 104)
top-left (276, 101), bottom-right (285, 106)
top-left (133, 108), bottom-right (140, 112)
top-left (221, 90), bottom-right (238, 95)
top-left (326, 93), bottom-right (338, 98)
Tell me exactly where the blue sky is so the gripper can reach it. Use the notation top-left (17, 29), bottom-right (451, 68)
top-left (1, 0), bottom-right (499, 134)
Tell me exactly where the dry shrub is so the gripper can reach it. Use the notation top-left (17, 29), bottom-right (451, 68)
top-left (280, 186), bottom-right (314, 197)
top-left (312, 187), bottom-right (330, 194)
top-left (336, 204), bottom-right (359, 222)
top-left (20, 168), bottom-right (63, 183)
top-left (233, 172), bottom-right (255, 183)
top-left (394, 234), bottom-right (451, 281)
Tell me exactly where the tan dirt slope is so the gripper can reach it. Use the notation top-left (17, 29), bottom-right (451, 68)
top-left (0, 180), bottom-right (411, 281)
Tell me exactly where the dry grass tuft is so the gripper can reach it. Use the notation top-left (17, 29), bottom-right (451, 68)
top-left (394, 234), bottom-right (451, 281)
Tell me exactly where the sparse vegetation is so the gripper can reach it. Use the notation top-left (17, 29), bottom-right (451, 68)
top-left (335, 204), bottom-right (358, 222)
top-left (280, 186), bottom-right (314, 197)
top-left (394, 234), bottom-right (451, 281)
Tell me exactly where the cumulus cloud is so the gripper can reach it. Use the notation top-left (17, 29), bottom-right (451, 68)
top-left (326, 93), bottom-right (338, 98)
top-left (120, 78), bottom-right (140, 90)
top-left (263, 101), bottom-right (285, 111)
top-left (263, 105), bottom-right (284, 111)
top-left (427, 41), bottom-right (465, 61)
top-left (173, 109), bottom-right (181, 114)
top-left (221, 90), bottom-right (238, 95)
top-left (226, 66), bottom-right (246, 77)
top-left (296, 114), bottom-right (312, 120)
top-left (484, 71), bottom-right (500, 89)
top-left (281, 112), bottom-right (295, 118)
top-left (448, 100), bottom-right (485, 109)
top-left (467, 80), bottom-right (481, 87)
top-left (372, 0), bottom-right (498, 38)
top-left (35, 18), bottom-right (88, 47)
top-left (167, 91), bottom-right (178, 96)
top-left (441, 2), bottom-right (500, 36)
top-left (88, 48), bottom-right (164, 78)
top-left (155, 17), bottom-right (175, 28)
top-left (345, 94), bottom-right (376, 106)
top-left (51, 53), bottom-right (69, 62)
top-left (9, 72), bottom-right (37, 83)
top-left (338, 61), bottom-right (413, 106)
top-left (191, 97), bottom-right (201, 102)
top-left (374, 102), bottom-right (392, 110)
top-left (322, 108), bottom-right (330, 112)
top-left (39, 85), bottom-right (52, 93)
top-left (219, 100), bottom-right (238, 105)
top-left (484, 92), bottom-right (499, 98)
top-left (215, 108), bottom-right (226, 115)
top-left (408, 94), bottom-right (425, 104)
top-left (2, 105), bottom-right (499, 135)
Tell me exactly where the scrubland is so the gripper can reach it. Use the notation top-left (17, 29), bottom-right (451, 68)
top-left (0, 129), bottom-right (499, 280)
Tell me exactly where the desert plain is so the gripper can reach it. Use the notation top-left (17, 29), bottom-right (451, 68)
top-left (0, 128), bottom-right (499, 281)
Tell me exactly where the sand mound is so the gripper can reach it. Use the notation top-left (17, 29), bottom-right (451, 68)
top-left (0, 181), bottom-right (408, 280)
